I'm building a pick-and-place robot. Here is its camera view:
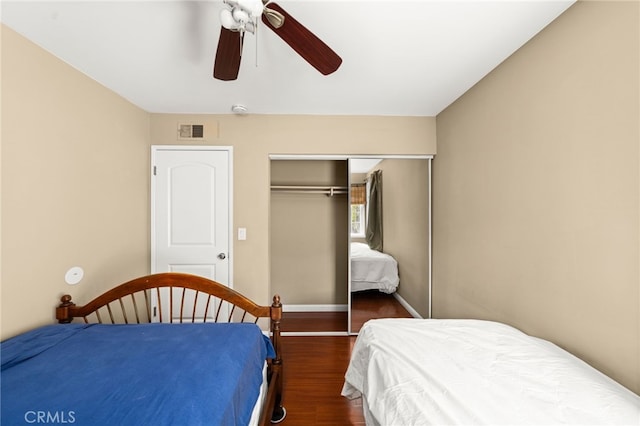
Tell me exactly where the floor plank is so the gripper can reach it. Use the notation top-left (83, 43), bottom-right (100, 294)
top-left (280, 311), bottom-right (348, 333)
top-left (275, 294), bottom-right (413, 424)
top-left (351, 290), bottom-right (413, 332)
top-left (281, 291), bottom-right (412, 333)
top-left (278, 336), bottom-right (365, 425)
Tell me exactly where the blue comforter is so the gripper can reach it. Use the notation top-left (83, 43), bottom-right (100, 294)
top-left (1, 322), bottom-right (275, 426)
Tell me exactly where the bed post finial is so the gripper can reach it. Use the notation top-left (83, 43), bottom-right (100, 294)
top-left (268, 294), bottom-right (285, 424)
top-left (270, 294), bottom-right (282, 364)
top-left (271, 295), bottom-right (282, 322)
top-left (56, 294), bottom-right (76, 324)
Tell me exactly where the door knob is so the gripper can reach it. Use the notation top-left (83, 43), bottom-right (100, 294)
top-left (217, 253), bottom-right (226, 260)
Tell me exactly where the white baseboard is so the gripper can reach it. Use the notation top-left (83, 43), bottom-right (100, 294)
top-left (283, 304), bottom-right (348, 312)
top-left (393, 293), bottom-right (423, 319)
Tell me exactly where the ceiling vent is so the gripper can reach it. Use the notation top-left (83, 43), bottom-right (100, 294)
top-left (178, 124), bottom-right (204, 140)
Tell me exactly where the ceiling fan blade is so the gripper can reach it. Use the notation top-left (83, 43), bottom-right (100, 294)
top-left (213, 27), bottom-right (243, 81)
top-left (261, 3), bottom-right (342, 76)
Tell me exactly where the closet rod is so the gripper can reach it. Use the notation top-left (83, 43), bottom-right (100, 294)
top-left (270, 185), bottom-right (348, 196)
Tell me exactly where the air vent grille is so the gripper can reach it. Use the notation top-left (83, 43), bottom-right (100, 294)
top-left (178, 124), bottom-right (204, 139)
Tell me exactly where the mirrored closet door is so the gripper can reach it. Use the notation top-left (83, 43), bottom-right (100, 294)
top-left (268, 155), bottom-right (432, 335)
top-left (348, 157), bottom-right (432, 334)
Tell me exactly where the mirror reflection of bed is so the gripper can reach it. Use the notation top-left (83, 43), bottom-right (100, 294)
top-left (349, 157), bottom-right (431, 334)
top-left (351, 242), bottom-right (412, 332)
top-left (350, 242), bottom-right (412, 331)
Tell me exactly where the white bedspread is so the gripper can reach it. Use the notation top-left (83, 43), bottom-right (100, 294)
top-left (351, 242), bottom-right (399, 294)
top-left (342, 319), bottom-right (640, 426)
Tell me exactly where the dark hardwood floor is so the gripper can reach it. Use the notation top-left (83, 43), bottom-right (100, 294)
top-left (280, 311), bottom-right (348, 333)
top-left (280, 291), bottom-right (412, 334)
top-left (276, 293), bottom-right (414, 424)
top-left (278, 335), bottom-right (364, 425)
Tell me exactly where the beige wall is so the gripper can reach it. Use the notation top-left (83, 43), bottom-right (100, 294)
top-left (433, 0), bottom-right (639, 394)
top-left (150, 115), bottom-right (436, 306)
top-left (372, 159), bottom-right (431, 317)
top-left (1, 26), bottom-right (151, 339)
top-left (1, 24), bottom-right (436, 339)
top-left (1, 23), bottom-right (4, 335)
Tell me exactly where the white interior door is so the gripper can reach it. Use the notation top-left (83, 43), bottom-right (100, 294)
top-left (151, 146), bottom-right (232, 321)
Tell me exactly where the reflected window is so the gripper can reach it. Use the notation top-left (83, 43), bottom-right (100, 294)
top-left (351, 204), bottom-right (366, 237)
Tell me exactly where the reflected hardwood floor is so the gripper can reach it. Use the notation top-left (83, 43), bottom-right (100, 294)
top-left (351, 290), bottom-right (413, 331)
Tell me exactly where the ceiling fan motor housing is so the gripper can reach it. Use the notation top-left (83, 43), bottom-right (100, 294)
top-left (221, 0), bottom-right (264, 32)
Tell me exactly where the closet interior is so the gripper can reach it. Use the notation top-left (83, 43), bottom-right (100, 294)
top-left (270, 159), bottom-right (350, 333)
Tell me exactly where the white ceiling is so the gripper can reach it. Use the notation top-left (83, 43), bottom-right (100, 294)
top-left (351, 158), bottom-right (382, 173)
top-left (1, 0), bottom-right (575, 116)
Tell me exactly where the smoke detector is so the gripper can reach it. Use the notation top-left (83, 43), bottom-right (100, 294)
top-left (231, 104), bottom-right (248, 114)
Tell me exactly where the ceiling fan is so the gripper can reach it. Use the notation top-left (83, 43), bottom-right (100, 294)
top-left (213, 0), bottom-right (342, 81)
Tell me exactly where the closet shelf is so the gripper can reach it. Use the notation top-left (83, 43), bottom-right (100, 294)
top-left (270, 185), bottom-right (348, 196)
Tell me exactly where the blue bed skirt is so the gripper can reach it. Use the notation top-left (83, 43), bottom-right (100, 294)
top-left (2, 322), bottom-right (275, 425)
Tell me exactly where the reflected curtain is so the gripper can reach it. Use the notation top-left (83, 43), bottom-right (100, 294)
top-left (366, 170), bottom-right (383, 251)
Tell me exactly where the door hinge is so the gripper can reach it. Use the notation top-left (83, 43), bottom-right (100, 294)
top-left (153, 166), bottom-right (157, 176)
